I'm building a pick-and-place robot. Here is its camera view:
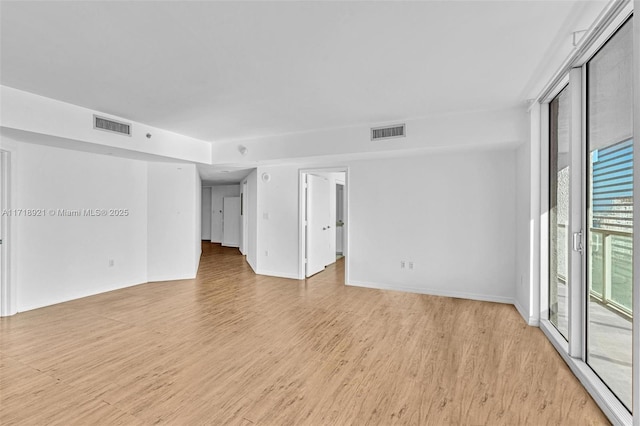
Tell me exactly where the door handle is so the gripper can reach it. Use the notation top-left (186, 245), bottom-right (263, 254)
top-left (573, 230), bottom-right (583, 254)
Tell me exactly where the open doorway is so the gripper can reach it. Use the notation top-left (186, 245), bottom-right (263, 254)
top-left (208, 184), bottom-right (241, 246)
top-left (201, 186), bottom-right (212, 241)
top-left (298, 167), bottom-right (348, 282)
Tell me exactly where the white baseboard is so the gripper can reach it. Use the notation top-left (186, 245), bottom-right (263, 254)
top-left (17, 279), bottom-right (147, 313)
top-left (246, 257), bottom-right (257, 273)
top-left (347, 279), bottom-right (515, 305)
top-left (148, 273), bottom-right (196, 283)
top-left (195, 249), bottom-right (202, 275)
top-left (256, 269), bottom-right (300, 280)
top-left (513, 298), bottom-right (539, 326)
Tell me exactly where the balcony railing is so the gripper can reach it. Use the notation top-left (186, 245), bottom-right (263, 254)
top-left (554, 223), bottom-right (632, 319)
top-left (589, 227), bottom-right (633, 318)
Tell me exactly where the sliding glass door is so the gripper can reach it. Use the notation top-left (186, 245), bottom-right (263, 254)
top-left (549, 86), bottom-right (571, 340)
top-left (586, 17), bottom-right (634, 411)
top-left (546, 12), bottom-right (635, 418)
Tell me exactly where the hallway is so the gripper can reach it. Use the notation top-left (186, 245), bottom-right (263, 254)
top-left (0, 244), bottom-right (607, 425)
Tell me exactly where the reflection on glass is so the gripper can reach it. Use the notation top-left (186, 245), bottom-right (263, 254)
top-left (549, 86), bottom-right (570, 340)
top-left (587, 17), bottom-right (633, 411)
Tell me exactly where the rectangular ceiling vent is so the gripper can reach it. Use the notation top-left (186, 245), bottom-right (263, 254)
top-left (371, 124), bottom-right (405, 141)
top-left (93, 115), bottom-right (131, 136)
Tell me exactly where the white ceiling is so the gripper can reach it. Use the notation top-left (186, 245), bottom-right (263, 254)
top-left (0, 0), bottom-right (605, 146)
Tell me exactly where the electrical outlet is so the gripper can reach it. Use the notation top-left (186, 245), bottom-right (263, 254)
top-left (263, 212), bottom-right (269, 220)
top-left (265, 250), bottom-right (269, 257)
top-left (400, 261), bottom-right (405, 269)
top-left (108, 259), bottom-right (114, 267)
top-left (408, 262), bottom-right (414, 270)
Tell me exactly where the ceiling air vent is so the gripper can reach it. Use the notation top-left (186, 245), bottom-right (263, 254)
top-left (93, 115), bottom-right (131, 136)
top-left (371, 124), bottom-right (405, 141)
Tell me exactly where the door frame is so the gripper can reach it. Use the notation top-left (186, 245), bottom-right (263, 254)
top-left (298, 166), bottom-right (349, 282)
top-left (241, 180), bottom-right (248, 255)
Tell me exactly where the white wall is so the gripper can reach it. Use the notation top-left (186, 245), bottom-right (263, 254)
top-left (216, 103), bottom-right (527, 303)
top-left (1, 131), bottom-right (203, 315)
top-left (4, 138), bottom-right (148, 312)
top-left (1, 86), bottom-right (211, 164)
top-left (201, 187), bottom-right (212, 240)
top-left (210, 184), bottom-right (241, 243)
top-left (147, 162), bottom-right (200, 282)
top-left (211, 107), bottom-right (525, 166)
top-left (255, 166), bottom-right (300, 279)
top-left (195, 171), bottom-right (202, 272)
top-left (348, 150), bottom-right (516, 302)
top-left (515, 141), bottom-right (532, 318)
top-left (252, 148), bottom-right (518, 303)
top-left (518, 103), bottom-right (542, 326)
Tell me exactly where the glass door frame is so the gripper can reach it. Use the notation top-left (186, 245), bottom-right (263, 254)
top-left (538, 3), bottom-right (635, 425)
top-left (544, 77), bottom-right (572, 349)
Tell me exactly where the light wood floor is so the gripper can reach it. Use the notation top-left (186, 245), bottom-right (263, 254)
top-left (1, 243), bottom-right (608, 425)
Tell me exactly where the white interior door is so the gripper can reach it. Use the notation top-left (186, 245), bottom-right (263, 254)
top-left (336, 183), bottom-right (344, 255)
top-left (222, 197), bottom-right (241, 248)
top-left (306, 174), bottom-right (331, 277)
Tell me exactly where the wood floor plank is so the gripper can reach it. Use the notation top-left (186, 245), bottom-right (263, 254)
top-left (0, 243), bottom-right (609, 425)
